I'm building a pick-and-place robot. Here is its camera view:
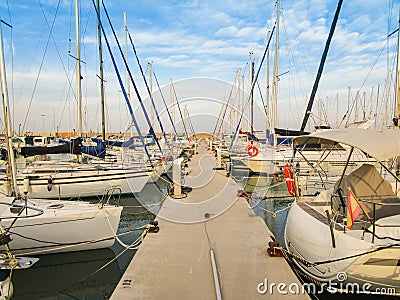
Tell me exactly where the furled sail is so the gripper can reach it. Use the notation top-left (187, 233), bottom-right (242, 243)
top-left (20, 137), bottom-right (82, 158)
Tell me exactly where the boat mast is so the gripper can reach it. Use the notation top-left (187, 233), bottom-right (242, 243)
top-left (148, 62), bottom-right (154, 126)
top-left (266, 30), bottom-right (271, 142)
top-left (124, 12), bottom-right (133, 137)
top-left (96, 0), bottom-right (106, 141)
top-left (0, 22), bottom-right (18, 197)
top-left (241, 74), bottom-right (244, 132)
top-left (299, 0), bottom-right (343, 133)
top-left (394, 11), bottom-right (400, 127)
top-left (74, 0), bottom-right (83, 137)
top-left (249, 52), bottom-right (254, 134)
top-left (272, 0), bottom-right (280, 146)
top-left (170, 79), bottom-right (174, 137)
top-left (236, 68), bottom-right (240, 128)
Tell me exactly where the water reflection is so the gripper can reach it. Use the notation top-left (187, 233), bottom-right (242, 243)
top-left (12, 248), bottom-right (120, 299)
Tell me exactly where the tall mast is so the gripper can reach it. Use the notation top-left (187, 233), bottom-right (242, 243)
top-left (394, 11), bottom-right (400, 127)
top-left (148, 62), bottom-right (154, 126)
top-left (249, 52), bottom-right (254, 134)
top-left (0, 23), bottom-right (18, 196)
top-left (299, 0), bottom-right (343, 132)
top-left (124, 12), bottom-right (132, 137)
top-left (74, 0), bottom-right (82, 137)
top-left (266, 30), bottom-right (271, 141)
top-left (236, 68), bottom-right (240, 127)
top-left (170, 79), bottom-right (174, 131)
top-left (241, 74), bottom-right (244, 132)
top-left (272, 0), bottom-right (280, 146)
top-left (355, 90), bottom-right (359, 122)
top-left (124, 12), bottom-right (130, 103)
top-left (96, 0), bottom-right (106, 140)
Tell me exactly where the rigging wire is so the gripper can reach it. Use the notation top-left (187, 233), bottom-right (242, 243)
top-left (280, 8), bottom-right (314, 127)
top-left (217, 82), bottom-right (235, 136)
top-left (101, 0), bottom-right (163, 155)
top-left (184, 105), bottom-right (197, 141)
top-left (36, 0), bottom-right (78, 135)
top-left (230, 24), bottom-right (276, 150)
top-left (171, 81), bottom-right (190, 140)
top-left (215, 64), bottom-right (249, 138)
top-left (339, 42), bottom-right (390, 128)
top-left (127, 30), bottom-right (170, 150)
top-left (152, 68), bottom-right (179, 138)
top-left (90, 0), bottom-right (154, 165)
top-left (21, 0), bottom-right (61, 133)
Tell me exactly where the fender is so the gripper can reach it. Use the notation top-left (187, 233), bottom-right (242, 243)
top-left (284, 164), bottom-right (295, 196)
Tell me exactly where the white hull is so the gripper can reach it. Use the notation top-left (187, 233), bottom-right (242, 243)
top-left (1, 197), bottom-right (122, 255)
top-left (285, 201), bottom-right (400, 293)
top-left (0, 167), bottom-right (152, 199)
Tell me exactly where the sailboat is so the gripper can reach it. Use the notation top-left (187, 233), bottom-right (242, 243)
top-left (0, 0), bottom-right (153, 199)
top-left (284, 11), bottom-right (400, 294)
top-left (0, 20), bottom-right (122, 255)
top-left (284, 128), bottom-right (400, 295)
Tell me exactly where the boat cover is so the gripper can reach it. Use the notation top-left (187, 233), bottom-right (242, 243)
top-left (20, 137), bottom-right (82, 158)
top-left (293, 128), bottom-right (400, 161)
top-left (333, 163), bottom-right (400, 220)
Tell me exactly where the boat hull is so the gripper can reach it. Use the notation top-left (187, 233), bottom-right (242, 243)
top-left (2, 199), bottom-right (123, 255)
top-left (284, 201), bottom-right (400, 295)
top-left (1, 168), bottom-right (151, 199)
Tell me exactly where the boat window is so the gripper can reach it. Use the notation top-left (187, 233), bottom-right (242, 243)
top-left (47, 204), bottom-right (64, 209)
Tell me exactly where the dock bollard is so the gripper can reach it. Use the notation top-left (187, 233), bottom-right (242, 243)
top-left (209, 139), bottom-right (213, 151)
top-left (173, 157), bottom-right (184, 196)
top-left (215, 148), bottom-right (223, 169)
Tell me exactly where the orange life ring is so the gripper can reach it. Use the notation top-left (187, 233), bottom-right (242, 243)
top-left (245, 144), bottom-right (252, 152)
top-left (284, 164), bottom-right (295, 196)
top-left (247, 145), bottom-right (259, 157)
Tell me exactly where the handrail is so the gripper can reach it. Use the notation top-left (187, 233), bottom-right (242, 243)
top-left (349, 197), bottom-right (400, 243)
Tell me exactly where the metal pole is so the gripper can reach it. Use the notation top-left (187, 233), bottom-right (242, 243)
top-left (0, 22), bottom-right (18, 196)
top-left (97, 0), bottom-right (106, 140)
top-left (75, 0), bottom-right (82, 137)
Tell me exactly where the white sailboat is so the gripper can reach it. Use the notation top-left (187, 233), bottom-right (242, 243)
top-left (284, 128), bottom-right (400, 295)
top-left (0, 14), bottom-right (122, 255)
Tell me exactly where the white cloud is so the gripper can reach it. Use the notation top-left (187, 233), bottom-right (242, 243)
top-left (3, 0), bottom-right (399, 133)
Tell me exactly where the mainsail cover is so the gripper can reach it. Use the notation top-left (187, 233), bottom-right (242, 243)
top-left (58, 138), bottom-right (106, 159)
top-left (91, 135), bottom-right (155, 149)
top-left (20, 138), bottom-right (82, 158)
top-left (82, 142), bottom-right (106, 159)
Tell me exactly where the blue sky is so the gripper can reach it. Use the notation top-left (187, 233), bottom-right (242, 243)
top-left (0, 0), bottom-right (399, 134)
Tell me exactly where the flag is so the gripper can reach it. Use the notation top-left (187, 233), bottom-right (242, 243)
top-left (347, 188), bottom-right (361, 229)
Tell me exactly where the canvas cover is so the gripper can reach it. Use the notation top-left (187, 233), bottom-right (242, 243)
top-left (333, 164), bottom-right (400, 220)
top-left (293, 128), bottom-right (400, 161)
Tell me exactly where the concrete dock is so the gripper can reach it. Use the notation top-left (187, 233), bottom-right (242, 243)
top-left (111, 142), bottom-right (310, 299)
